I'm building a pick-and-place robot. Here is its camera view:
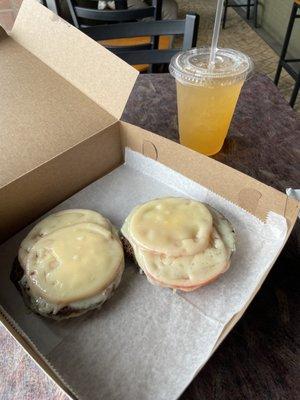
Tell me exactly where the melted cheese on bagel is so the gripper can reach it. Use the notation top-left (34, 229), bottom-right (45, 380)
top-left (26, 223), bottom-right (123, 304)
top-left (122, 198), bottom-right (235, 291)
top-left (19, 209), bottom-right (112, 268)
top-left (127, 197), bottom-right (213, 256)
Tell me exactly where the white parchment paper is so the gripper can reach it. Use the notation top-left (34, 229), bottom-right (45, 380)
top-left (0, 149), bottom-right (287, 400)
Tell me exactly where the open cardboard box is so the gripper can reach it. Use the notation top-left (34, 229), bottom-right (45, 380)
top-left (0, 0), bottom-right (299, 399)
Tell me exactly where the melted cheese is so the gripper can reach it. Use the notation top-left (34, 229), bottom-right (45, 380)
top-left (135, 228), bottom-right (229, 287)
top-left (19, 209), bottom-right (112, 268)
top-left (127, 198), bottom-right (213, 256)
top-left (20, 263), bottom-right (123, 316)
top-left (122, 198), bottom-right (236, 290)
top-left (26, 223), bottom-right (124, 304)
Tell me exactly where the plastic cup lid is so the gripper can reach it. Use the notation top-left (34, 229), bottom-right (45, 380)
top-left (169, 47), bottom-right (253, 86)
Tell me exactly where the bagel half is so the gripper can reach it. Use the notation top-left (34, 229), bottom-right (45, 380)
top-left (121, 198), bottom-right (235, 292)
top-left (14, 209), bottom-right (124, 319)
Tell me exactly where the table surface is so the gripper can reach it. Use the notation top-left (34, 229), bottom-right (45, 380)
top-left (1, 73), bottom-right (299, 400)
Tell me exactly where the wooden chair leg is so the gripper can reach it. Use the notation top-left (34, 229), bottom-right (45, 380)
top-left (290, 74), bottom-right (300, 108)
top-left (274, 3), bottom-right (298, 85)
top-left (222, 0), bottom-right (228, 29)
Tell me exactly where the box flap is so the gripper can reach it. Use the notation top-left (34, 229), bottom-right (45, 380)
top-left (0, 27), bottom-right (117, 188)
top-left (120, 121), bottom-right (300, 225)
top-left (11, 0), bottom-right (139, 120)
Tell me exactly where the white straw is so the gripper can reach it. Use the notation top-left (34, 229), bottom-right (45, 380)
top-left (209, 0), bottom-right (224, 67)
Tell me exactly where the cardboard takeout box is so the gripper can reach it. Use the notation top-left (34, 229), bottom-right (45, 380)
top-left (0, 0), bottom-right (299, 398)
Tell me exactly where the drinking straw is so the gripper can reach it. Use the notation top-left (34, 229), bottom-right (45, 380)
top-left (209, 0), bottom-right (224, 67)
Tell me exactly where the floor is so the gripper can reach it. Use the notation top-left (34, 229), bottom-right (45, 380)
top-left (0, 0), bottom-right (299, 112)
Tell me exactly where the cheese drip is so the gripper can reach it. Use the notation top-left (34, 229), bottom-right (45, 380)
top-left (26, 223), bottom-right (123, 304)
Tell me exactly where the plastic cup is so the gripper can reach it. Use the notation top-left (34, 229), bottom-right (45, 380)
top-left (169, 48), bottom-right (253, 156)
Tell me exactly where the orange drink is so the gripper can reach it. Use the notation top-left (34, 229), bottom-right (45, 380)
top-left (170, 48), bottom-right (252, 156)
top-left (176, 80), bottom-right (243, 155)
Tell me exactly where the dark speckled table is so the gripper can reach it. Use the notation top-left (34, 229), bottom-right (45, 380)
top-left (0, 73), bottom-right (299, 400)
top-left (123, 73), bottom-right (300, 192)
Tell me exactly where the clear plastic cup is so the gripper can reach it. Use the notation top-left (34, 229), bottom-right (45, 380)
top-left (169, 48), bottom-right (253, 156)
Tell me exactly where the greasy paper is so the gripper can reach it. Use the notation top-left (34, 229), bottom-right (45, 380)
top-left (0, 149), bottom-right (287, 400)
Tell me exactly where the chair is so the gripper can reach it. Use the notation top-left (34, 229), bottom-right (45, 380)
top-left (65, 0), bottom-right (167, 70)
top-left (65, 0), bottom-right (199, 71)
top-left (66, 0), bottom-right (162, 27)
top-left (80, 13), bottom-right (199, 69)
top-left (222, 0), bottom-right (258, 29)
top-left (274, 1), bottom-right (300, 108)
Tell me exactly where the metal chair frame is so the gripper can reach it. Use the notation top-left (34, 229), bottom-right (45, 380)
top-left (274, 1), bottom-right (300, 108)
top-left (84, 14), bottom-right (199, 66)
top-left (222, 0), bottom-right (258, 29)
top-left (64, 0), bottom-right (199, 69)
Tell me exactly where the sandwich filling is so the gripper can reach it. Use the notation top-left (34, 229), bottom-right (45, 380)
top-left (122, 198), bottom-right (235, 290)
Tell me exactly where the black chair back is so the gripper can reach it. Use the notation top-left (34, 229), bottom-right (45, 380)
top-left (66, 0), bottom-right (162, 28)
top-left (83, 13), bottom-right (199, 66)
